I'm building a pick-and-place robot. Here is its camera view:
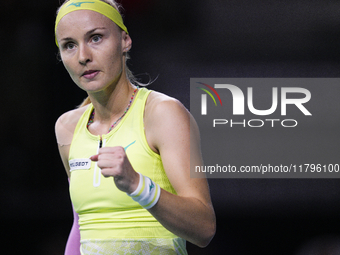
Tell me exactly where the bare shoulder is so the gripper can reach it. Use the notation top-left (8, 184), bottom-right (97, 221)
top-left (55, 105), bottom-right (89, 146)
top-left (145, 91), bottom-right (190, 121)
top-left (144, 91), bottom-right (196, 153)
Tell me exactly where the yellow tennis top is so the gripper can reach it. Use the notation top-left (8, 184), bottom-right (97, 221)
top-left (68, 88), bottom-right (187, 254)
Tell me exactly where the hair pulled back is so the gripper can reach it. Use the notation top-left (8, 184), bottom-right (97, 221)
top-left (57, 0), bottom-right (142, 107)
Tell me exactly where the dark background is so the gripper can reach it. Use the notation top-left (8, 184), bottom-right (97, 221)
top-left (2, 0), bottom-right (340, 254)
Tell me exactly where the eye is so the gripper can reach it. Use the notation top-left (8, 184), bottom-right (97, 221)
top-left (63, 42), bottom-right (76, 51)
top-left (91, 34), bottom-right (102, 43)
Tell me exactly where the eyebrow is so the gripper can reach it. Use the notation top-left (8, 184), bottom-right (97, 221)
top-left (59, 27), bottom-right (107, 43)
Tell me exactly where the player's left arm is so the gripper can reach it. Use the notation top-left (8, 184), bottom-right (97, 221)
top-left (144, 92), bottom-right (216, 247)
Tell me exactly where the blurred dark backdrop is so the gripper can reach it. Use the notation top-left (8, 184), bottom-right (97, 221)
top-left (2, 0), bottom-right (340, 254)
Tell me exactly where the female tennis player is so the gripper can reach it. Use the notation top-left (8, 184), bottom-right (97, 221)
top-left (54, 0), bottom-right (216, 254)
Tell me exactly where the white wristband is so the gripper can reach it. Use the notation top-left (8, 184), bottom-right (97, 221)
top-left (128, 173), bottom-right (161, 209)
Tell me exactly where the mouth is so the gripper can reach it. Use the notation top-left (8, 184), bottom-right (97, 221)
top-left (82, 70), bottom-right (99, 79)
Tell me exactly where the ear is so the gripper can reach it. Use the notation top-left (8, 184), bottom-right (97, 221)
top-left (122, 32), bottom-right (132, 52)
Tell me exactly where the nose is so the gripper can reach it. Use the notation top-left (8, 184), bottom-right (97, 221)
top-left (78, 44), bottom-right (92, 65)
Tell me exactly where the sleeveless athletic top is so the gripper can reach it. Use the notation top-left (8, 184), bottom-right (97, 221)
top-left (68, 88), bottom-right (187, 254)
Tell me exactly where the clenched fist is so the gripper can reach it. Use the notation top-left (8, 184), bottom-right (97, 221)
top-left (90, 146), bottom-right (140, 194)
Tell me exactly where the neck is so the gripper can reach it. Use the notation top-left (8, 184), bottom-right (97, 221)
top-left (88, 77), bottom-right (136, 125)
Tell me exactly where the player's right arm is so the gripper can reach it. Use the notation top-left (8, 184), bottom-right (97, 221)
top-left (55, 106), bottom-right (88, 255)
